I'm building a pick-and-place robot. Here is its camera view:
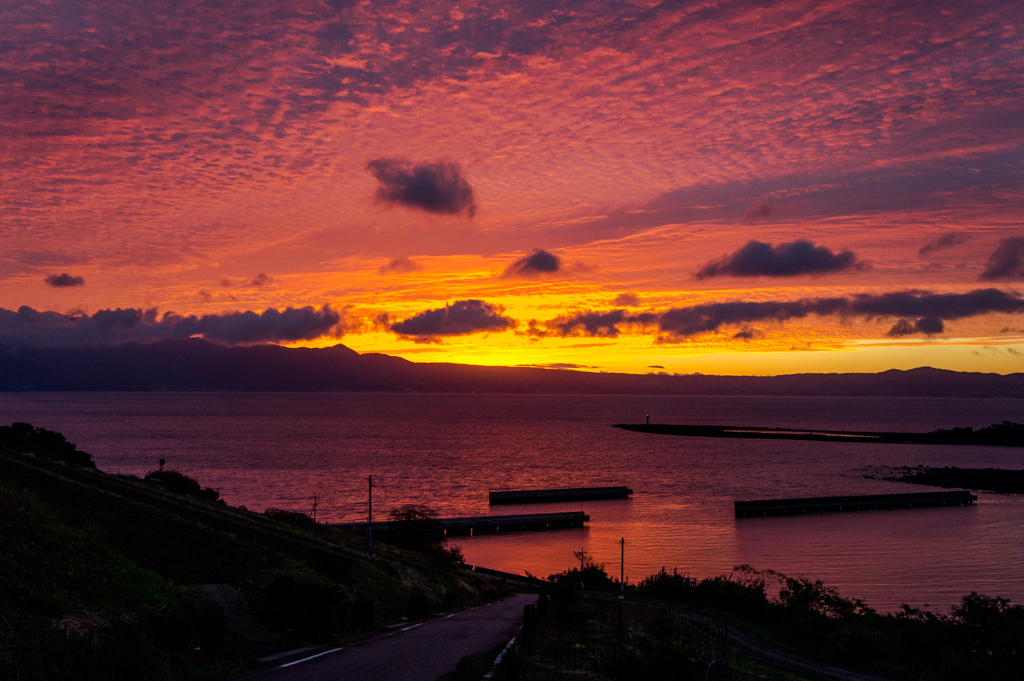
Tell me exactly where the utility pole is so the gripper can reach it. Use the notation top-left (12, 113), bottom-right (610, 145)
top-left (368, 475), bottom-right (373, 551)
top-left (620, 537), bottom-right (625, 598)
top-left (311, 495), bottom-right (318, 523)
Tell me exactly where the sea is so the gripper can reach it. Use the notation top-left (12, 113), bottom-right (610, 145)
top-left (1, 392), bottom-right (1022, 613)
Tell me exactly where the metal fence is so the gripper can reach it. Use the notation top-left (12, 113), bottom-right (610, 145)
top-left (517, 595), bottom-right (729, 681)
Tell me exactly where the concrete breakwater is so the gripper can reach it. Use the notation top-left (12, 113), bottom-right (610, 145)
top-left (735, 490), bottom-right (977, 518)
top-left (489, 486), bottom-right (633, 504)
top-left (615, 422), bottom-right (1024, 447)
top-left (331, 510), bottom-right (590, 538)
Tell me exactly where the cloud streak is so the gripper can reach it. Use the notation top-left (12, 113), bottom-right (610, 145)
top-left (919, 232), bottom-right (970, 256)
top-left (696, 240), bottom-right (866, 280)
top-left (367, 159), bottom-right (476, 217)
top-left (981, 237), bottom-right (1024, 280)
top-left (378, 257), bottom-right (423, 275)
top-left (0, 305), bottom-right (342, 349)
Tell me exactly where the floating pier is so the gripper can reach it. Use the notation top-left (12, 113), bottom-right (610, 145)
top-left (331, 511), bottom-right (589, 538)
top-left (489, 486), bottom-right (633, 504)
top-left (735, 490), bottom-right (977, 518)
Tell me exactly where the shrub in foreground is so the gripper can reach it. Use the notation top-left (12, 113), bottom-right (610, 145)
top-left (144, 469), bottom-right (220, 502)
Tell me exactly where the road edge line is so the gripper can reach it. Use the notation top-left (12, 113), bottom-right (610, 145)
top-left (278, 646), bottom-right (345, 668)
top-left (482, 630), bottom-right (519, 680)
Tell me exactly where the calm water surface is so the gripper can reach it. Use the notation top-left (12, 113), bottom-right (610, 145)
top-left (2, 392), bottom-right (1022, 612)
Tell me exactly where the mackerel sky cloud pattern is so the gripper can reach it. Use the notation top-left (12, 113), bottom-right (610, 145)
top-left (1, 0), bottom-right (1023, 373)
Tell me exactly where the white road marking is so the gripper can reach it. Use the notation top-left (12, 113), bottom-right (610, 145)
top-left (278, 647), bottom-right (345, 668)
top-left (483, 634), bottom-right (518, 679)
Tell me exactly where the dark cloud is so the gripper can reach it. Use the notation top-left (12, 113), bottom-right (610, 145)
top-left (519, 319), bottom-right (552, 341)
top-left (916, 316), bottom-right (944, 335)
top-left (552, 310), bottom-right (627, 338)
top-left (550, 310), bottom-right (659, 338)
top-left (250, 273), bottom-right (273, 287)
top-left (367, 158), bottom-right (476, 217)
top-left (0, 305), bottom-right (342, 349)
top-left (743, 203), bottom-right (775, 221)
top-left (502, 249), bottom-right (561, 278)
top-left (887, 317), bottom-right (944, 337)
top-left (732, 327), bottom-right (763, 341)
top-left (696, 240), bottom-right (866, 280)
top-left (919, 232), bottom-right (970, 256)
top-left (390, 299), bottom-right (514, 341)
top-left (648, 365), bottom-right (664, 369)
top-left (549, 289), bottom-right (1023, 341)
top-left (848, 288), bottom-right (1024, 320)
top-left (378, 257), bottom-right (423, 275)
top-left (44, 273), bottom-right (84, 288)
top-left (613, 293), bottom-right (641, 307)
top-left (659, 300), bottom-right (836, 336)
top-left (981, 237), bottom-right (1024, 280)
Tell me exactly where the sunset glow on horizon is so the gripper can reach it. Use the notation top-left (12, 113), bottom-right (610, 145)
top-left (3, 0), bottom-right (1024, 375)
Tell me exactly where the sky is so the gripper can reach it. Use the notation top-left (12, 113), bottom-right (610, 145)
top-left (2, 0), bottom-right (1024, 375)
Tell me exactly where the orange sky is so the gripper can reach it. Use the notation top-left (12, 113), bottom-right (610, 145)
top-left (2, 0), bottom-right (1023, 375)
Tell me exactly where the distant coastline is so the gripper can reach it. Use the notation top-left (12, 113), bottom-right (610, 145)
top-left (3, 338), bottom-right (1024, 395)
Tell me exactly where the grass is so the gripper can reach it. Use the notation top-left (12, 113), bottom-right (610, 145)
top-left (0, 428), bottom-right (505, 679)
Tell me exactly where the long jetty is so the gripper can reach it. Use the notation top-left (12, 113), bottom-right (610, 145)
top-left (735, 490), bottom-right (977, 518)
top-left (489, 486), bottom-right (633, 505)
top-left (330, 511), bottom-right (589, 538)
top-left (615, 423), bottom-right (1024, 447)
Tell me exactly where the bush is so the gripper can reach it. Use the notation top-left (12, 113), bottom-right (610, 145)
top-left (143, 469), bottom-right (220, 502)
top-left (0, 422), bottom-right (95, 468)
top-left (634, 566), bottom-right (771, 622)
top-left (384, 504), bottom-right (464, 566)
top-left (263, 508), bottom-right (317, 528)
top-left (547, 550), bottom-right (619, 593)
top-left (250, 571), bottom-right (360, 642)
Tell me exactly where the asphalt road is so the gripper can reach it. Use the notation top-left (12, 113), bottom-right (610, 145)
top-left (250, 594), bottom-right (536, 681)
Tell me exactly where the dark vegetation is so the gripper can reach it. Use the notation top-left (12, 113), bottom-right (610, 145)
top-left (925, 420), bottom-right (1024, 445)
top-left (144, 465), bottom-right (221, 503)
top-left (541, 557), bottom-right (1023, 681)
top-left (0, 424), bottom-right (502, 679)
top-left (0, 422), bottom-right (95, 468)
top-left (385, 504), bottom-right (465, 568)
top-left (261, 507), bottom-right (318, 528)
top-left (887, 465), bottom-right (1024, 495)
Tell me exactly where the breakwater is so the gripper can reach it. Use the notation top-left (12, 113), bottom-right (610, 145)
top-left (616, 422), bottom-right (1024, 446)
top-left (735, 491), bottom-right (977, 518)
top-left (331, 510), bottom-right (590, 538)
top-left (489, 486), bottom-right (632, 504)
